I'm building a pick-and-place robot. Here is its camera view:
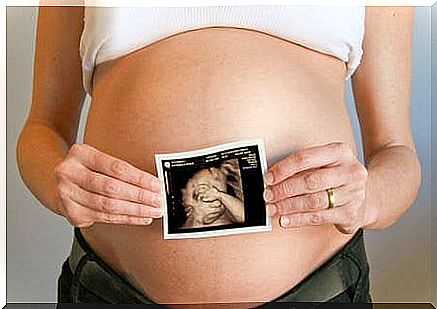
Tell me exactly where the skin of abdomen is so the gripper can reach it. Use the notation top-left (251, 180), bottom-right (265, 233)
top-left (81, 28), bottom-right (358, 305)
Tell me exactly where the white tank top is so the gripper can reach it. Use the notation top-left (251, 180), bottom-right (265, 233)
top-left (80, 5), bottom-right (366, 95)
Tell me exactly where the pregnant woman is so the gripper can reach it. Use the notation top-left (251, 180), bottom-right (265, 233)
top-left (16, 3), bottom-right (421, 306)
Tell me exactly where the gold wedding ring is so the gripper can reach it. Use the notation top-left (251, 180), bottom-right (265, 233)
top-left (326, 188), bottom-right (335, 209)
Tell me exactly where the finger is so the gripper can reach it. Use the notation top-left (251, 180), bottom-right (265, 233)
top-left (64, 198), bottom-right (154, 226)
top-left (274, 185), bottom-right (355, 215)
top-left (265, 142), bottom-right (353, 185)
top-left (70, 144), bottom-right (162, 192)
top-left (197, 187), bottom-right (209, 194)
top-left (66, 181), bottom-right (164, 218)
top-left (93, 211), bottom-right (154, 226)
top-left (201, 196), bottom-right (217, 203)
top-left (265, 165), bottom-right (350, 203)
top-left (61, 198), bottom-right (95, 228)
top-left (67, 162), bottom-right (162, 207)
top-left (279, 203), bottom-right (362, 232)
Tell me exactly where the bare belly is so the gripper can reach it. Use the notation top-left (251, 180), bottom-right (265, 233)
top-left (81, 27), bottom-right (358, 305)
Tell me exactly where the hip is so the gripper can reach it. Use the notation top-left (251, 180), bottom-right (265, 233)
top-left (80, 221), bottom-right (356, 303)
top-left (58, 227), bottom-right (372, 305)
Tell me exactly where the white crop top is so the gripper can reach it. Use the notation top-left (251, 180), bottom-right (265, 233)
top-left (80, 5), bottom-right (366, 95)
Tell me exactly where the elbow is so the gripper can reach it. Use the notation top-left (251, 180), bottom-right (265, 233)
top-left (403, 144), bottom-right (422, 208)
top-left (15, 125), bottom-right (26, 179)
top-left (363, 145), bottom-right (422, 230)
top-left (386, 149), bottom-right (422, 229)
top-left (15, 123), bottom-right (36, 191)
top-left (410, 149), bottom-right (422, 207)
top-left (15, 121), bottom-right (36, 183)
top-left (15, 124), bottom-right (35, 199)
top-left (388, 143), bottom-right (423, 210)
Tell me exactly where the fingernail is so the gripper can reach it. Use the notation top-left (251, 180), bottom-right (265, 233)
top-left (264, 172), bottom-right (274, 185)
top-left (264, 189), bottom-right (274, 202)
top-left (268, 204), bottom-right (277, 216)
top-left (280, 216), bottom-right (290, 227)
top-left (151, 209), bottom-right (164, 217)
top-left (142, 218), bottom-right (153, 225)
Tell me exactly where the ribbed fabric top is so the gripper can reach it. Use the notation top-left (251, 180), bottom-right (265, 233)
top-left (80, 5), bottom-right (365, 95)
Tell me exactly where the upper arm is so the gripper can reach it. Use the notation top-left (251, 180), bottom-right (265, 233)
top-left (351, 6), bottom-right (415, 163)
top-left (28, 4), bottom-right (86, 145)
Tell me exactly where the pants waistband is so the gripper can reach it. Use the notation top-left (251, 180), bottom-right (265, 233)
top-left (69, 228), bottom-right (152, 303)
top-left (68, 227), bottom-right (368, 304)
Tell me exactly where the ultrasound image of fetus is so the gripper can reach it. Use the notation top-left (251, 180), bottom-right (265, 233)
top-left (181, 159), bottom-right (245, 228)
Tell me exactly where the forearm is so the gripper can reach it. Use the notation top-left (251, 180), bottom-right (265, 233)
top-left (16, 121), bottom-right (70, 216)
top-left (362, 144), bottom-right (421, 230)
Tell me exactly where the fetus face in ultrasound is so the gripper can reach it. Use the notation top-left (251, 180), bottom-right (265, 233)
top-left (181, 160), bottom-right (244, 228)
top-left (156, 140), bottom-right (270, 239)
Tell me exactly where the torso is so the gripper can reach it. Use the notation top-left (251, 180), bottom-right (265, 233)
top-left (81, 27), bottom-right (357, 306)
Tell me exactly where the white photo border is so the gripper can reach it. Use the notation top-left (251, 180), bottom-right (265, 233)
top-left (155, 139), bottom-right (270, 240)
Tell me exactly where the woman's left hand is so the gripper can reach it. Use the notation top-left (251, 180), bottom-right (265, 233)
top-left (264, 142), bottom-right (368, 234)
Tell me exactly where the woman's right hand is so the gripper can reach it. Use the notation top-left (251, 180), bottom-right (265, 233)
top-left (54, 143), bottom-right (163, 228)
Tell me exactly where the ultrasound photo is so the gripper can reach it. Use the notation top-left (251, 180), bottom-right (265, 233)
top-left (155, 140), bottom-right (270, 239)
